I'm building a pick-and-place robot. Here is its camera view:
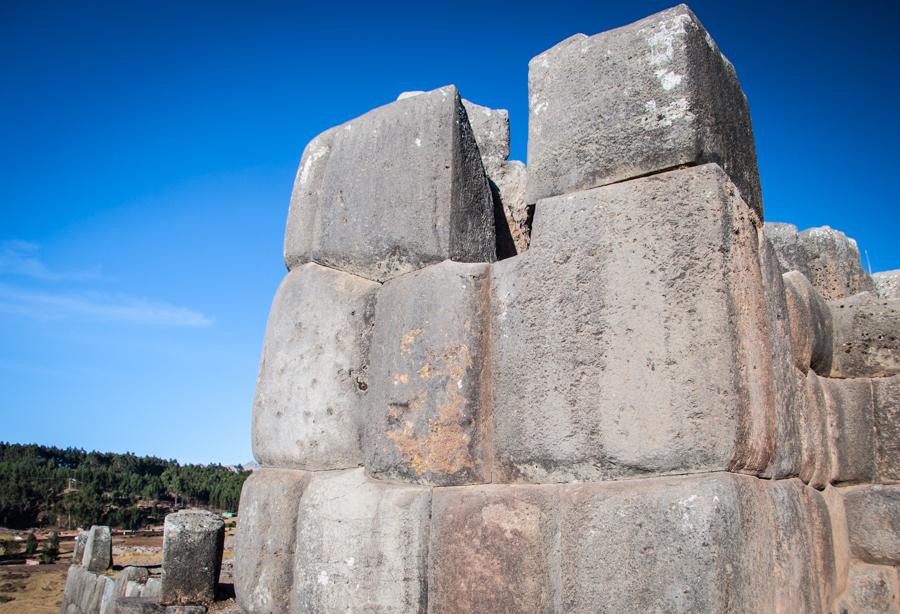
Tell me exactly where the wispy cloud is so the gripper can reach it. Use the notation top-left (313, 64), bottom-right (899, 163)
top-left (0, 240), bottom-right (101, 282)
top-left (0, 284), bottom-right (214, 327)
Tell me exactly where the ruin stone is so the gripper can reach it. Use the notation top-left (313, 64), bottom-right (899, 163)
top-left (112, 567), bottom-right (150, 602)
top-left (874, 269), bottom-right (900, 299)
top-left (843, 485), bottom-right (900, 566)
top-left (82, 525), bottom-right (112, 572)
top-left (284, 85), bottom-right (495, 283)
top-left (164, 607), bottom-right (207, 614)
top-left (873, 375), bottom-right (900, 483)
top-left (836, 563), bottom-right (900, 613)
top-left (782, 269), bottom-right (833, 373)
top-left (821, 377), bottom-right (875, 484)
top-left (526, 4), bottom-right (761, 217)
top-left (113, 597), bottom-right (165, 614)
top-left (829, 293), bottom-right (900, 378)
top-left (72, 529), bottom-right (88, 564)
top-left (800, 370), bottom-right (832, 489)
top-left (160, 510), bottom-right (225, 606)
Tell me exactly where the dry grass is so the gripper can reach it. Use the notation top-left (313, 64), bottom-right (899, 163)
top-left (0, 564), bottom-right (67, 614)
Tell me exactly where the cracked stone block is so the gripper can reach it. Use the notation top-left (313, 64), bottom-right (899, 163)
top-left (874, 270), bottom-right (900, 299)
top-left (836, 563), bottom-right (900, 614)
top-left (160, 510), bottom-right (225, 605)
top-left (526, 5), bottom-right (761, 217)
top-left (491, 164), bottom-right (774, 483)
top-left (829, 294), bottom-right (900, 378)
top-left (234, 468), bottom-right (309, 614)
top-left (285, 85), bottom-right (495, 283)
top-left (800, 372), bottom-right (832, 489)
top-left (365, 261), bottom-right (491, 486)
top-left (291, 468), bottom-right (431, 613)
top-left (765, 222), bottom-right (875, 300)
top-left (491, 160), bottom-right (530, 255)
top-left (82, 525), bottom-right (112, 572)
top-left (821, 378), bottom-right (875, 484)
top-left (873, 376), bottom-right (900, 483)
top-left (251, 263), bottom-right (378, 470)
top-left (843, 485), bottom-right (900, 566)
top-left (429, 484), bottom-right (559, 613)
top-left (783, 270), bottom-right (833, 374)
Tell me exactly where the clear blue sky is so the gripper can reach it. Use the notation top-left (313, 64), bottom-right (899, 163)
top-left (2, 0), bottom-right (898, 464)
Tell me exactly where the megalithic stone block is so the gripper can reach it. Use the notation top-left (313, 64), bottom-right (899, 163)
top-left (251, 263), bottom-right (378, 470)
top-left (365, 260), bottom-right (491, 486)
top-left (285, 85), bottom-right (496, 283)
top-left (821, 377), bottom-right (875, 484)
top-left (836, 563), bottom-right (900, 614)
top-left (72, 529), bottom-right (88, 564)
top-left (874, 269), bottom-right (900, 299)
top-left (842, 485), bottom-right (900, 566)
top-left (234, 468), bottom-right (309, 614)
top-left (800, 371), bottom-right (832, 489)
top-left (829, 294), bottom-right (900, 378)
top-left (160, 510), bottom-right (225, 606)
top-left (428, 484), bottom-right (560, 613)
top-left (783, 270), bottom-right (833, 373)
top-left (526, 4), bottom-right (762, 217)
top-left (291, 468), bottom-right (431, 613)
top-left (491, 164), bottom-right (774, 483)
top-left (873, 375), bottom-right (900, 483)
top-left (82, 525), bottom-right (112, 572)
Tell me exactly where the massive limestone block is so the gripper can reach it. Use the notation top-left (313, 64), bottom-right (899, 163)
top-left (252, 263), bottom-right (378, 470)
top-left (783, 270), bottom-right (833, 373)
top-left (72, 529), bottom-right (88, 564)
top-left (491, 164), bottom-right (774, 483)
top-left (429, 484), bottom-right (560, 613)
top-left (874, 269), bottom-right (900, 299)
top-left (843, 485), bottom-right (900, 566)
top-left (365, 261), bottom-right (491, 486)
top-left (526, 5), bottom-right (761, 217)
top-left (61, 564), bottom-right (114, 614)
top-left (491, 160), bottom-right (530, 254)
top-left (765, 222), bottom-right (875, 300)
top-left (836, 563), bottom-right (900, 614)
top-left (821, 377), bottom-right (875, 484)
top-left (829, 294), bottom-right (900, 378)
top-left (234, 468), bottom-right (309, 614)
top-left (460, 98), bottom-right (509, 174)
top-left (291, 468), bottom-right (431, 613)
top-left (873, 376), bottom-right (900, 483)
top-left (82, 525), bottom-right (112, 572)
top-left (800, 371), bottom-right (832, 489)
top-left (285, 85), bottom-right (495, 283)
top-left (160, 510), bottom-right (225, 605)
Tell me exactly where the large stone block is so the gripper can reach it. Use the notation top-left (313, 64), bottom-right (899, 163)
top-left (799, 372), bottom-right (832, 489)
top-left (285, 85), bottom-right (495, 283)
top-left (821, 377), bottom-right (875, 484)
top-left (234, 468), bottom-right (309, 614)
top-left (251, 263), bottom-right (378, 470)
top-left (114, 597), bottom-right (165, 614)
top-left (460, 98), bottom-right (509, 174)
top-left (491, 160), bottom-right (530, 254)
top-left (783, 270), bottom-right (833, 373)
top-left (291, 468), bottom-right (431, 613)
top-left (491, 164), bottom-right (774, 483)
top-left (160, 510), bottom-right (225, 605)
top-left (843, 485), bottom-right (900, 566)
top-left (875, 269), bottom-right (900, 299)
top-left (62, 564), bottom-right (113, 614)
top-left (873, 376), bottom-right (900, 483)
top-left (365, 261), bottom-right (491, 486)
top-left (429, 484), bottom-right (559, 613)
top-left (526, 5), bottom-right (761, 217)
top-left (72, 529), bottom-right (88, 564)
top-left (82, 525), bottom-right (112, 572)
top-left (836, 563), bottom-right (900, 614)
top-left (830, 294), bottom-right (900, 378)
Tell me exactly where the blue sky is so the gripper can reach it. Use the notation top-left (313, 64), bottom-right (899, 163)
top-left (2, 1), bottom-right (898, 464)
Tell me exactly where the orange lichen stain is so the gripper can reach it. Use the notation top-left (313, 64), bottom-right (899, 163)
top-left (385, 344), bottom-right (477, 477)
top-left (400, 328), bottom-right (424, 354)
top-left (393, 372), bottom-right (409, 385)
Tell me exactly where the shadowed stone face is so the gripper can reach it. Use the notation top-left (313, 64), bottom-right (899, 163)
top-left (160, 510), bottom-right (225, 606)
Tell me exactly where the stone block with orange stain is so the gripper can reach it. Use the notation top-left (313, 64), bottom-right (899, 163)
top-left (364, 260), bottom-right (492, 486)
top-left (428, 484), bottom-right (560, 613)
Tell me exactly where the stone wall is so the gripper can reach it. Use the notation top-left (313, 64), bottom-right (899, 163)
top-left (235, 4), bottom-right (900, 613)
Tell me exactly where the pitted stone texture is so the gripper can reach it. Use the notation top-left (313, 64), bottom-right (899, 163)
top-left (873, 376), bottom-right (900, 483)
top-left (830, 294), bottom-right (900, 378)
top-left (800, 371), bottom-right (832, 488)
top-left (291, 468), bottom-right (430, 613)
top-left (366, 261), bottom-right (491, 486)
top-left (72, 529), bottom-right (88, 564)
top-left (492, 160), bottom-right (530, 254)
top-left (160, 510), bottom-right (225, 605)
top-left (765, 222), bottom-right (875, 300)
top-left (526, 5), bottom-right (761, 217)
top-left (843, 485), bottom-right (900, 566)
top-left (429, 484), bottom-right (559, 613)
top-left (251, 263), bottom-right (378, 470)
top-left (836, 563), bottom-right (900, 614)
top-left (821, 377), bottom-right (875, 484)
top-left (234, 468), bottom-right (309, 614)
top-left (783, 270), bottom-right (833, 373)
top-left (875, 270), bottom-right (900, 299)
top-left (82, 525), bottom-right (112, 572)
top-left (491, 164), bottom-right (773, 483)
top-left (285, 85), bottom-right (495, 283)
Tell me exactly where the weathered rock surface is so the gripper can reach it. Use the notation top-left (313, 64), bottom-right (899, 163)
top-left (874, 269), bottom-right (900, 299)
top-left (526, 5), bottom-right (761, 217)
top-left (72, 529), bottom-right (88, 564)
top-left (112, 567), bottom-right (150, 603)
top-left (82, 525), bottom-right (112, 572)
top-left (491, 163), bottom-right (773, 483)
top-left (491, 160), bottom-right (530, 254)
top-left (164, 607), bottom-right (207, 614)
top-left (365, 261), bottom-right (491, 486)
top-left (821, 377), bottom-right (875, 484)
top-left (285, 85), bottom-right (495, 283)
top-left (783, 270), bottom-right (833, 373)
top-left (160, 510), bottom-right (225, 606)
top-left (234, 468), bottom-right (309, 614)
top-left (829, 294), bottom-right (900, 378)
top-left (60, 564), bottom-right (114, 614)
top-left (113, 597), bottom-right (165, 614)
top-left (843, 485), bottom-right (900, 565)
top-left (291, 468), bottom-right (431, 613)
top-left (460, 98), bottom-right (509, 174)
top-left (873, 375), bottom-right (900, 483)
top-left (765, 222), bottom-right (875, 300)
top-left (800, 371), bottom-right (832, 488)
top-left (836, 563), bottom-right (900, 614)
top-left (429, 484), bottom-right (559, 613)
top-left (251, 263), bottom-right (378, 470)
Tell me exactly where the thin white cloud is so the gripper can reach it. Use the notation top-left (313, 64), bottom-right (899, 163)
top-left (0, 240), bottom-right (101, 282)
top-left (0, 284), bottom-right (214, 327)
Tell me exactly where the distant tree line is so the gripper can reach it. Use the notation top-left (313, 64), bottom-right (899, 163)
top-left (0, 443), bottom-right (250, 530)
